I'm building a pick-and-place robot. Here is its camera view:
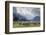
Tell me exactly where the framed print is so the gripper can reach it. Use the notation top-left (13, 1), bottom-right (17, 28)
top-left (5, 1), bottom-right (45, 34)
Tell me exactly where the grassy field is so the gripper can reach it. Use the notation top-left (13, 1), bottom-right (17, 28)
top-left (13, 21), bottom-right (40, 28)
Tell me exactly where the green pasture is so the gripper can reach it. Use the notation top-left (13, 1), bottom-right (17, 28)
top-left (13, 21), bottom-right (40, 28)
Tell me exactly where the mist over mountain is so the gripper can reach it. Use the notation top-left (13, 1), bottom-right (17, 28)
top-left (13, 14), bottom-right (40, 21)
top-left (13, 7), bottom-right (40, 21)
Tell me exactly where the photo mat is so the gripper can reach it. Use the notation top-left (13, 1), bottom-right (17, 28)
top-left (9, 3), bottom-right (44, 32)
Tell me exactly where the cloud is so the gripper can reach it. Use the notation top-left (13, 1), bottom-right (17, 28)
top-left (31, 8), bottom-right (40, 16)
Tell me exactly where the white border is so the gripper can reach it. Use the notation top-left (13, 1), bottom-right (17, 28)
top-left (9, 3), bottom-right (43, 32)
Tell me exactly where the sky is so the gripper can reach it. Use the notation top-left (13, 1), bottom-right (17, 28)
top-left (13, 7), bottom-right (40, 20)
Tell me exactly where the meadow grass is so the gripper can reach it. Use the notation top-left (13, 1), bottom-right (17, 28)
top-left (13, 21), bottom-right (40, 28)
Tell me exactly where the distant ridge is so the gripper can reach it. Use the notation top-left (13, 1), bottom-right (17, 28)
top-left (32, 16), bottom-right (40, 21)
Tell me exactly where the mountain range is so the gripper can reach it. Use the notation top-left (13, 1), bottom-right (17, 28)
top-left (13, 13), bottom-right (40, 21)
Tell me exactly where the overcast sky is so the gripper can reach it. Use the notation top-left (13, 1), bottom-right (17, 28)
top-left (13, 7), bottom-right (40, 20)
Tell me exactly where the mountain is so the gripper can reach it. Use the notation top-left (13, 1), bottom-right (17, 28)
top-left (13, 13), bottom-right (40, 21)
top-left (32, 16), bottom-right (40, 21)
top-left (13, 13), bottom-right (29, 21)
